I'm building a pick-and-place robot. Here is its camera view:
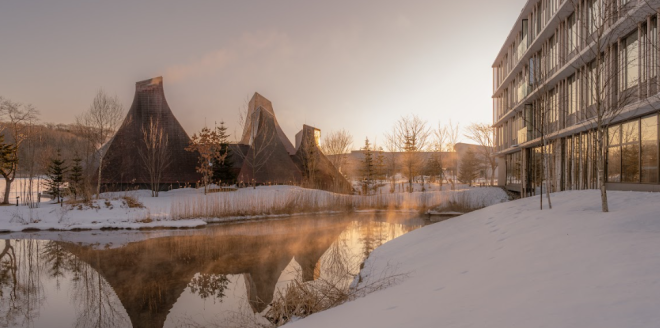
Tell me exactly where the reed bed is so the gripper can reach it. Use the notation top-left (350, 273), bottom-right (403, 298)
top-left (170, 188), bottom-right (353, 220)
top-left (170, 187), bottom-right (507, 220)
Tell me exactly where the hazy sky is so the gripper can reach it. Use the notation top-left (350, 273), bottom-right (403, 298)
top-left (0, 0), bottom-right (525, 148)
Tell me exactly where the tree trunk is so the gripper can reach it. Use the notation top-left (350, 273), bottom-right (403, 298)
top-left (96, 155), bottom-right (103, 199)
top-left (598, 130), bottom-right (609, 212)
top-left (540, 142), bottom-right (543, 210)
top-left (2, 177), bottom-right (11, 204)
top-left (545, 152), bottom-right (552, 209)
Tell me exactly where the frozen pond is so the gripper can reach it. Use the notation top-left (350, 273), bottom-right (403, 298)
top-left (0, 212), bottom-right (430, 328)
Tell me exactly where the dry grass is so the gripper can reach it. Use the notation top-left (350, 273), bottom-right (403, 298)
top-left (170, 187), bottom-right (502, 220)
top-left (432, 192), bottom-right (490, 213)
top-left (120, 195), bottom-right (145, 209)
top-left (265, 264), bottom-right (408, 327)
top-left (170, 189), bottom-right (354, 220)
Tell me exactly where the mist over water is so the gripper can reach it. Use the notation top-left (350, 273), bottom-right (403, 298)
top-left (0, 212), bottom-right (429, 328)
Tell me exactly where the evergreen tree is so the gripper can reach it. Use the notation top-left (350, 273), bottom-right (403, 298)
top-left (212, 121), bottom-right (237, 185)
top-left (458, 148), bottom-right (480, 187)
top-left (45, 149), bottom-right (67, 204)
top-left (374, 147), bottom-right (386, 186)
top-left (360, 138), bottom-right (374, 194)
top-left (68, 155), bottom-right (83, 200)
top-left (424, 154), bottom-right (443, 185)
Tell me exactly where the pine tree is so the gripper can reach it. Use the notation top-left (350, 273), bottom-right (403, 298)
top-left (68, 155), bottom-right (83, 200)
top-left (46, 149), bottom-right (67, 204)
top-left (360, 138), bottom-right (374, 195)
top-left (212, 121), bottom-right (237, 185)
top-left (374, 147), bottom-right (386, 186)
top-left (458, 148), bottom-right (480, 187)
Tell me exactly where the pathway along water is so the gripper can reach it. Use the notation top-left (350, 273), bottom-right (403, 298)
top-left (0, 211), bottom-right (435, 328)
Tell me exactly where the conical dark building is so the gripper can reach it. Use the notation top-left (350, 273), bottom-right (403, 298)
top-left (240, 92), bottom-right (296, 155)
top-left (237, 93), bottom-right (302, 185)
top-left (293, 125), bottom-right (353, 193)
top-left (100, 77), bottom-right (201, 190)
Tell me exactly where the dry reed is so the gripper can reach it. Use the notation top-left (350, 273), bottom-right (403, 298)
top-left (170, 187), bottom-right (499, 220)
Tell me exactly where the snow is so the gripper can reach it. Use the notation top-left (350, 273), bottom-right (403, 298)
top-left (286, 190), bottom-right (660, 328)
top-left (0, 185), bottom-right (508, 232)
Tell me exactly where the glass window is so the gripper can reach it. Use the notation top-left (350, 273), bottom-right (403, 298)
top-left (568, 74), bottom-right (577, 115)
top-left (506, 152), bottom-right (522, 185)
top-left (566, 137), bottom-right (573, 190)
top-left (575, 134), bottom-right (582, 187)
top-left (588, 61), bottom-right (597, 107)
top-left (568, 13), bottom-right (576, 53)
top-left (651, 17), bottom-right (658, 79)
top-left (621, 121), bottom-right (640, 183)
top-left (624, 31), bottom-right (639, 90)
top-left (641, 115), bottom-right (659, 183)
top-left (608, 125), bottom-right (621, 182)
top-left (582, 133), bottom-right (589, 188)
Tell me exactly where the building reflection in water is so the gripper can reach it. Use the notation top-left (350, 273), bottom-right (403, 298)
top-left (0, 212), bottom-right (425, 328)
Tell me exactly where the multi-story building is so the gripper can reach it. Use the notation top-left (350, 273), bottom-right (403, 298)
top-left (493, 0), bottom-right (660, 195)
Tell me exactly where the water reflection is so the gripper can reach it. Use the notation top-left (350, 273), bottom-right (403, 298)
top-left (0, 212), bottom-right (427, 328)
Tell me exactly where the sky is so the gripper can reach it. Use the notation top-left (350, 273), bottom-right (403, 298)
top-left (0, 0), bottom-right (525, 149)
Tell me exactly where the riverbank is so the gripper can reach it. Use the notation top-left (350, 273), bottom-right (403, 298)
top-left (287, 190), bottom-right (660, 328)
top-left (0, 186), bottom-right (508, 232)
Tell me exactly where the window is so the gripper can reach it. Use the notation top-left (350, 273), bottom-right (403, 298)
top-left (568, 74), bottom-right (577, 115)
top-left (588, 0), bottom-right (602, 35)
top-left (588, 61), bottom-right (597, 107)
top-left (506, 152), bottom-right (522, 185)
top-left (621, 121), bottom-right (640, 183)
top-left (566, 136), bottom-right (574, 189)
top-left (608, 125), bottom-right (621, 182)
top-left (567, 13), bottom-right (577, 53)
top-left (623, 31), bottom-right (639, 90)
top-left (651, 17), bottom-right (658, 79)
top-left (641, 115), bottom-right (659, 183)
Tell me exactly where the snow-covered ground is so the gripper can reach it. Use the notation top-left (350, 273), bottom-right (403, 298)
top-left (0, 185), bottom-right (507, 232)
top-left (287, 190), bottom-right (660, 328)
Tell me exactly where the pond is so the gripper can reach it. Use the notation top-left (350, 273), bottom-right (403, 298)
top-left (0, 212), bottom-right (432, 328)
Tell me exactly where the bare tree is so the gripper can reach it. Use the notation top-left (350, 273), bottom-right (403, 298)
top-left (383, 128), bottom-right (399, 193)
top-left (0, 97), bottom-right (40, 204)
top-left (446, 120), bottom-right (460, 190)
top-left (76, 89), bottom-right (124, 199)
top-left (320, 129), bottom-right (353, 174)
top-left (137, 118), bottom-right (172, 197)
top-left (565, 0), bottom-right (646, 212)
top-left (433, 122), bottom-right (449, 188)
top-left (387, 115), bottom-right (431, 192)
top-left (465, 123), bottom-right (498, 186)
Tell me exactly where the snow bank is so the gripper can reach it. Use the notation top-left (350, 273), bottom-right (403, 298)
top-left (287, 190), bottom-right (660, 328)
top-left (0, 194), bottom-right (206, 232)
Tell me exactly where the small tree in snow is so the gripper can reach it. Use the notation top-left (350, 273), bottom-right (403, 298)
top-left (186, 127), bottom-right (225, 194)
top-left (458, 148), bottom-right (479, 187)
top-left (360, 138), bottom-right (374, 195)
top-left (45, 149), bottom-right (67, 205)
top-left (68, 155), bottom-right (83, 201)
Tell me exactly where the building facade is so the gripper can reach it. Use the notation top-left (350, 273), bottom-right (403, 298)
top-left (493, 0), bottom-right (660, 195)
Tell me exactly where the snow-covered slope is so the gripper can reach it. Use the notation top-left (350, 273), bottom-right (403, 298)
top-left (287, 190), bottom-right (660, 328)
